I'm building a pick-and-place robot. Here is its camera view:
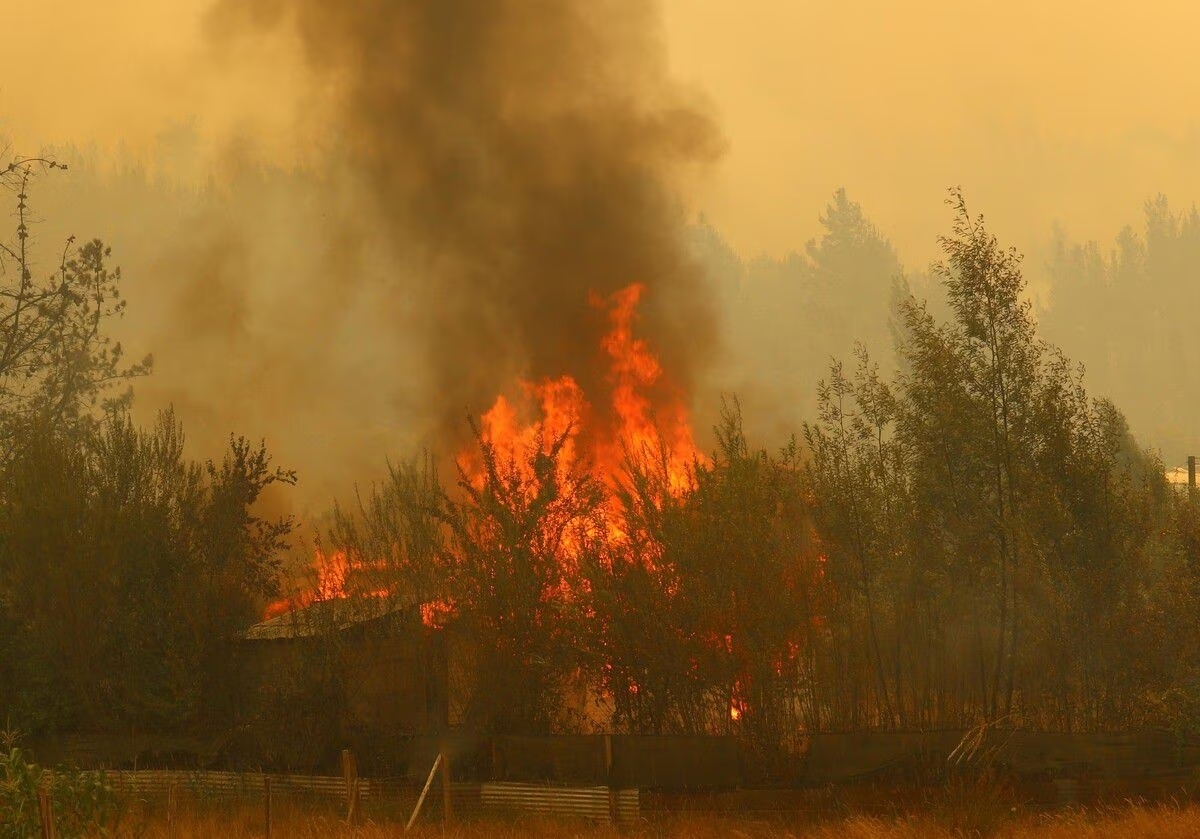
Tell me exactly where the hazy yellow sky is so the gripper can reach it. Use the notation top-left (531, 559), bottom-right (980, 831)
top-left (3, 0), bottom-right (1198, 265)
top-left (660, 0), bottom-right (1200, 263)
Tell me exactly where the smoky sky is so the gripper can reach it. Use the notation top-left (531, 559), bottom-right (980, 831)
top-left (205, 0), bottom-right (724, 445)
top-left (7, 0), bottom-right (1200, 507)
top-left (7, 0), bottom-right (1200, 269)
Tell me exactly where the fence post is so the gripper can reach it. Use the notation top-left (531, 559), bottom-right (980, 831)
top-left (405, 752), bottom-right (443, 832)
top-left (167, 781), bottom-right (177, 837)
top-left (37, 783), bottom-right (56, 839)
top-left (440, 747), bottom-right (454, 824)
top-left (263, 774), bottom-right (272, 838)
top-left (341, 749), bottom-right (359, 825)
top-left (605, 734), bottom-right (616, 825)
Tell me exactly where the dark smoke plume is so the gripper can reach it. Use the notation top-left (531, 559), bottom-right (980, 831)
top-left (206, 0), bottom-right (723, 446)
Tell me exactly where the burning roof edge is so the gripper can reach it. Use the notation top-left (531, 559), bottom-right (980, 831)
top-left (244, 596), bottom-right (414, 641)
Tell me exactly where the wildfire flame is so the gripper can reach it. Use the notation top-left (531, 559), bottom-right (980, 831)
top-left (264, 284), bottom-right (703, 632)
top-left (258, 283), bottom-right (759, 728)
top-left (594, 284), bottom-right (700, 496)
top-left (262, 550), bottom-right (382, 619)
top-left (466, 283), bottom-right (702, 499)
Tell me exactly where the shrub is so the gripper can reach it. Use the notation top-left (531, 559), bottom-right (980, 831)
top-left (0, 733), bottom-right (120, 838)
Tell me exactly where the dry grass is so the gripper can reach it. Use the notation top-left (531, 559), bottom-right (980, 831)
top-left (108, 798), bottom-right (1200, 838)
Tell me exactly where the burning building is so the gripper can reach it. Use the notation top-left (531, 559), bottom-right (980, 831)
top-left (248, 280), bottom-right (768, 743)
top-left (239, 594), bottom-right (449, 770)
top-left (209, 0), bottom-right (735, 743)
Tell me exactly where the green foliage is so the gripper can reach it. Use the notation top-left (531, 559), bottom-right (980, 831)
top-left (800, 187), bottom-right (1197, 732)
top-left (804, 345), bottom-right (909, 729)
top-left (675, 401), bottom-right (812, 749)
top-left (0, 409), bottom-right (296, 733)
top-left (587, 400), bottom-right (815, 748)
top-left (0, 152), bottom-right (305, 746)
top-left (0, 735), bottom-right (120, 838)
top-left (896, 189), bottom-right (1043, 721)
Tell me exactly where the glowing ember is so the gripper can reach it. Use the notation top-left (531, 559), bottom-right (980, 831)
top-left (730, 678), bottom-right (747, 722)
top-left (420, 599), bottom-right (455, 629)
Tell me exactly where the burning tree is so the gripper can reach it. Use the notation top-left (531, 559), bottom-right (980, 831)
top-left (287, 284), bottom-right (822, 741)
top-left (262, 189), bottom-right (1200, 750)
top-left (442, 421), bottom-right (607, 733)
top-left (594, 402), bottom-right (818, 748)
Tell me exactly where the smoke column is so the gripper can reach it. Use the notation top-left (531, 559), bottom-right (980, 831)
top-left (206, 0), bottom-right (724, 448)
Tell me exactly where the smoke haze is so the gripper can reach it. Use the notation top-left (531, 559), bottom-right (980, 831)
top-left (204, 0), bottom-right (723, 449)
top-left (3, 0), bottom-right (1200, 504)
top-left (7, 0), bottom-right (1200, 264)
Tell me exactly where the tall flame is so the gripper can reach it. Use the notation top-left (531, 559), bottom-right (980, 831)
top-left (595, 284), bottom-right (700, 495)
top-left (264, 284), bottom-right (702, 627)
top-left (466, 283), bottom-right (702, 497)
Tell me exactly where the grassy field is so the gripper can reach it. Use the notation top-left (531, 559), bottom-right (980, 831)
top-left (105, 799), bottom-right (1200, 838)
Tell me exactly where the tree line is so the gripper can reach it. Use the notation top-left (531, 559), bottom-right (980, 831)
top-left (1, 158), bottom-right (1198, 760)
top-left (1041, 195), bottom-right (1200, 468)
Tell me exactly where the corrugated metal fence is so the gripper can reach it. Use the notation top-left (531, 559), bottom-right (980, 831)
top-left (104, 770), bottom-right (371, 800)
top-left (97, 771), bottom-right (641, 825)
top-left (481, 782), bottom-right (639, 823)
top-left (35, 731), bottom-right (1200, 825)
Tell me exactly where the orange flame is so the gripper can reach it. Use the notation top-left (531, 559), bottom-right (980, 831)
top-left (730, 678), bottom-right (747, 722)
top-left (262, 283), bottom-right (757, 728)
top-left (593, 284), bottom-right (700, 495)
top-left (464, 375), bottom-right (588, 495)
top-left (262, 550), bottom-right (386, 619)
top-left (464, 283), bottom-right (702, 501)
